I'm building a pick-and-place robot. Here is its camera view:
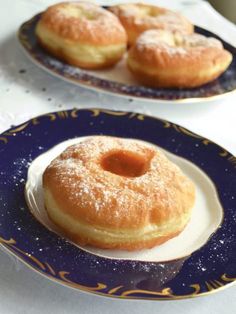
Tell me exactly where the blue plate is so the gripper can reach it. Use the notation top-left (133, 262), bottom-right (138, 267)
top-left (0, 108), bottom-right (235, 300)
top-left (18, 14), bottom-right (236, 102)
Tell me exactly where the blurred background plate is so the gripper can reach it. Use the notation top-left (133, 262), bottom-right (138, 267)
top-left (18, 14), bottom-right (236, 103)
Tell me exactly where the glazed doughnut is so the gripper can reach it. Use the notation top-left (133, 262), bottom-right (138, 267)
top-left (127, 30), bottom-right (233, 88)
top-left (109, 3), bottom-right (194, 45)
top-left (43, 136), bottom-right (195, 251)
top-left (35, 2), bottom-right (127, 69)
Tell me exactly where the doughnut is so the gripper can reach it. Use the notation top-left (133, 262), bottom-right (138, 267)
top-left (35, 2), bottom-right (127, 69)
top-left (109, 3), bottom-right (194, 45)
top-left (127, 30), bottom-right (233, 88)
top-left (43, 136), bottom-right (195, 251)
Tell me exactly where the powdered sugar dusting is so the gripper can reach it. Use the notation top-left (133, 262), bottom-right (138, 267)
top-left (136, 30), bottom-right (223, 55)
top-left (44, 136), bottom-right (194, 223)
top-left (43, 2), bottom-right (125, 41)
top-left (178, 33), bottom-right (223, 49)
top-left (25, 136), bottom-right (223, 262)
top-left (137, 30), bottom-right (187, 55)
top-left (111, 3), bottom-right (191, 33)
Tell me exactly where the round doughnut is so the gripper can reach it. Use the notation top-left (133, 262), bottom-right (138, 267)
top-left (35, 2), bottom-right (127, 69)
top-left (109, 3), bottom-right (194, 46)
top-left (127, 30), bottom-right (233, 88)
top-left (43, 136), bottom-right (195, 251)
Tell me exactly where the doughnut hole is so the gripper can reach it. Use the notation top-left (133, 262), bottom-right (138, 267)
top-left (101, 150), bottom-right (152, 178)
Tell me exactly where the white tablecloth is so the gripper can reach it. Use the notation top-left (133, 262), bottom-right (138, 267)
top-left (0, 0), bottom-right (235, 313)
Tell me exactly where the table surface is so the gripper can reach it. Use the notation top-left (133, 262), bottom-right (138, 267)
top-left (0, 0), bottom-right (236, 313)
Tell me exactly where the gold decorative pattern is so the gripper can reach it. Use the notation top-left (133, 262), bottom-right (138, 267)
top-left (4, 122), bottom-right (29, 136)
top-left (108, 285), bottom-right (124, 295)
top-left (214, 280), bottom-right (224, 287)
top-left (228, 156), bottom-right (236, 168)
top-left (89, 109), bottom-right (129, 118)
top-left (32, 118), bottom-right (40, 125)
top-left (45, 262), bottom-right (56, 276)
top-left (31, 113), bottom-right (56, 125)
top-left (136, 114), bottom-right (145, 121)
top-left (128, 112), bottom-right (137, 119)
top-left (57, 111), bottom-right (69, 119)
top-left (0, 122), bottom-right (30, 144)
top-left (204, 276), bottom-right (236, 292)
top-left (163, 121), bottom-right (171, 128)
top-left (128, 113), bottom-right (145, 120)
top-left (12, 245), bottom-right (46, 270)
top-left (162, 120), bottom-right (236, 164)
top-left (0, 235), bottom-right (236, 299)
top-left (121, 287), bottom-right (172, 297)
top-left (168, 123), bottom-right (208, 142)
top-left (219, 150), bottom-right (229, 157)
top-left (205, 281), bottom-right (215, 291)
top-left (228, 156), bottom-right (236, 163)
top-left (0, 237), bottom-right (46, 270)
top-left (188, 284), bottom-right (201, 295)
top-left (202, 139), bottom-right (211, 146)
top-left (88, 109), bottom-right (146, 121)
top-left (218, 149), bottom-right (236, 166)
top-left (0, 237), bottom-right (16, 245)
top-left (0, 236), bottom-right (107, 295)
top-left (89, 109), bottom-right (101, 117)
top-left (7, 123), bottom-right (30, 134)
top-left (0, 137), bottom-right (8, 144)
top-left (221, 274), bottom-right (236, 282)
top-left (59, 271), bottom-right (107, 292)
top-left (163, 121), bottom-right (212, 145)
top-left (45, 113), bottom-right (57, 121)
top-left (70, 109), bottom-right (79, 118)
top-left (210, 280), bottom-right (222, 289)
top-left (121, 284), bottom-right (202, 299)
top-left (0, 108), bottom-right (235, 169)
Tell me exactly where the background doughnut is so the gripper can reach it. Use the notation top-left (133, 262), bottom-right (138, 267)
top-left (36, 2), bottom-right (127, 69)
top-left (109, 3), bottom-right (194, 45)
top-left (127, 30), bottom-right (233, 88)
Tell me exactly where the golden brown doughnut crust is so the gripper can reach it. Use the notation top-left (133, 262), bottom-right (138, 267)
top-left (127, 30), bottom-right (233, 88)
top-left (37, 2), bottom-right (127, 45)
top-left (48, 219), bottom-right (183, 250)
top-left (109, 3), bottom-right (194, 45)
top-left (35, 2), bottom-right (127, 69)
top-left (36, 36), bottom-right (124, 69)
top-left (43, 136), bottom-right (195, 250)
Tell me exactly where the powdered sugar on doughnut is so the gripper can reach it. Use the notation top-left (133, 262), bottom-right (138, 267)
top-left (136, 30), bottom-right (187, 55)
top-left (44, 136), bottom-right (194, 224)
top-left (110, 3), bottom-right (193, 38)
top-left (136, 30), bottom-right (223, 55)
top-left (39, 2), bottom-right (127, 43)
top-left (178, 34), bottom-right (223, 49)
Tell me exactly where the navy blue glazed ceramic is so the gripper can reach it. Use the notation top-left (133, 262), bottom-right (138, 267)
top-left (0, 108), bottom-right (235, 300)
top-left (18, 14), bottom-right (236, 102)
